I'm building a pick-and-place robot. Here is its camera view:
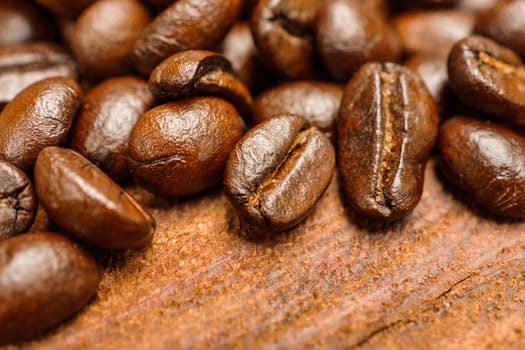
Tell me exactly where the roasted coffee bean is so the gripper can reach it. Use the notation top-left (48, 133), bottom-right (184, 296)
top-left (0, 161), bottom-right (36, 240)
top-left (448, 35), bottom-right (525, 124)
top-left (399, 0), bottom-right (458, 8)
top-left (34, 0), bottom-right (96, 18)
top-left (133, 0), bottom-right (242, 76)
top-left (0, 77), bottom-right (82, 171)
top-left (253, 80), bottom-right (342, 137)
top-left (69, 76), bottom-right (155, 181)
top-left (34, 147), bottom-right (155, 249)
top-left (71, 0), bottom-right (151, 80)
top-left (0, 0), bottom-right (55, 46)
top-left (438, 116), bottom-right (525, 217)
top-left (128, 97), bottom-right (245, 197)
top-left (338, 62), bottom-right (438, 221)
top-left (149, 50), bottom-right (253, 117)
top-left (316, 0), bottom-right (401, 82)
top-left (475, 0), bottom-right (525, 58)
top-left (250, 0), bottom-right (320, 79)
top-left (459, 0), bottom-right (499, 13)
top-left (394, 10), bottom-right (474, 56)
top-left (224, 115), bottom-right (335, 232)
top-left (0, 42), bottom-right (77, 106)
top-left (0, 232), bottom-right (99, 345)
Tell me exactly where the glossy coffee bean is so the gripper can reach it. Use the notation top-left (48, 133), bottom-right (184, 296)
top-left (224, 115), bottom-right (335, 232)
top-left (0, 0), bottom-right (55, 46)
top-left (149, 50), bottom-right (253, 117)
top-left (250, 0), bottom-right (320, 79)
top-left (0, 161), bottom-right (36, 240)
top-left (133, 0), bottom-right (242, 76)
top-left (316, 0), bottom-right (401, 82)
top-left (394, 10), bottom-right (475, 56)
top-left (253, 81), bottom-right (342, 137)
top-left (399, 0), bottom-right (458, 8)
top-left (0, 232), bottom-right (99, 345)
top-left (338, 62), bottom-right (438, 221)
top-left (448, 35), bottom-right (525, 124)
top-left (475, 0), bottom-right (525, 58)
top-left (128, 97), bottom-right (245, 196)
top-left (71, 0), bottom-right (151, 80)
top-left (439, 116), bottom-right (525, 217)
top-left (34, 147), bottom-right (155, 249)
top-left (0, 42), bottom-right (77, 106)
top-left (0, 77), bottom-right (82, 171)
top-left (34, 0), bottom-right (96, 18)
top-left (69, 76), bottom-right (155, 181)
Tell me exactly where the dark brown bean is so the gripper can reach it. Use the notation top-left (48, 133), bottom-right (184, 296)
top-left (0, 77), bottom-right (82, 171)
top-left (224, 115), bottom-right (335, 232)
top-left (393, 10), bottom-right (475, 56)
top-left (0, 42), bottom-right (77, 106)
top-left (0, 232), bottom-right (99, 345)
top-left (133, 0), bottom-right (242, 76)
top-left (34, 0), bottom-right (96, 18)
top-left (337, 62), bottom-right (438, 221)
top-left (34, 147), bottom-right (155, 249)
top-left (71, 0), bottom-right (151, 80)
top-left (316, 0), bottom-right (401, 82)
top-left (475, 0), bottom-right (525, 58)
top-left (447, 35), bottom-right (525, 124)
top-left (399, 0), bottom-right (458, 8)
top-left (0, 160), bottom-right (36, 240)
top-left (438, 116), bottom-right (525, 217)
top-left (149, 50), bottom-right (253, 117)
top-left (128, 97), bottom-right (245, 197)
top-left (69, 76), bottom-right (155, 181)
top-left (0, 0), bottom-right (55, 46)
top-left (253, 80), bottom-right (342, 138)
top-left (250, 0), bottom-right (320, 79)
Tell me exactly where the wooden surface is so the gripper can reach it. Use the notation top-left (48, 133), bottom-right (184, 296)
top-left (10, 159), bottom-right (525, 349)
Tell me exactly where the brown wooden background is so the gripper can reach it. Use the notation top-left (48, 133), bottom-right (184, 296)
top-left (9, 159), bottom-right (525, 349)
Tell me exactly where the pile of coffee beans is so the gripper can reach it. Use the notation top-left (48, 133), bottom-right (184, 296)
top-left (0, 0), bottom-right (522, 344)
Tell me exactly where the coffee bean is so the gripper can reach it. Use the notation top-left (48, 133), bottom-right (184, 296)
top-left (0, 77), bottom-right (82, 171)
top-left (475, 0), bottom-right (525, 58)
top-left (128, 97), bottom-right (245, 197)
top-left (133, 0), bottom-right (242, 76)
top-left (0, 0), bottom-right (55, 46)
top-left (250, 0), bottom-right (320, 79)
top-left (0, 42), bottom-right (77, 106)
top-left (438, 116), bottom-right (525, 217)
top-left (0, 232), bottom-right (99, 345)
top-left (459, 0), bottom-right (499, 13)
top-left (0, 161), bottom-right (36, 240)
top-left (394, 9), bottom-right (474, 56)
top-left (149, 50), bottom-right (253, 117)
top-left (253, 80), bottom-right (342, 138)
top-left (224, 115), bottom-right (335, 232)
top-left (34, 147), bottom-right (155, 249)
top-left (399, 0), bottom-right (458, 8)
top-left (69, 76), bottom-right (155, 181)
top-left (71, 0), bottom-right (151, 80)
top-left (337, 62), bottom-right (438, 221)
top-left (316, 0), bottom-right (401, 82)
top-left (34, 0), bottom-right (96, 18)
top-left (448, 35), bottom-right (525, 124)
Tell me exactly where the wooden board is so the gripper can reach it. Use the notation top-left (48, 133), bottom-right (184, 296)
top-left (13, 158), bottom-right (525, 349)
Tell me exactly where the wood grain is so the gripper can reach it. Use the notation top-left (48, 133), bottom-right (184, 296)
top-left (11, 159), bottom-right (525, 349)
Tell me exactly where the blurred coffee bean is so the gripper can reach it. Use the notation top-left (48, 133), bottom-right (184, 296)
top-left (71, 0), bottom-right (151, 80)
top-left (0, 0), bottom-right (55, 46)
top-left (224, 115), bottom-right (335, 233)
top-left (448, 35), bottom-right (525, 124)
top-left (34, 0), bottom-right (97, 18)
top-left (338, 62), bottom-right (438, 221)
top-left (0, 161), bottom-right (36, 241)
top-left (253, 80), bottom-right (342, 138)
top-left (0, 232), bottom-right (100, 345)
top-left (316, 0), bottom-right (401, 82)
top-left (128, 97), bottom-right (245, 197)
top-left (0, 42), bottom-right (77, 106)
top-left (398, 0), bottom-right (458, 8)
top-left (439, 116), bottom-right (525, 217)
top-left (34, 147), bottom-right (155, 249)
top-left (0, 77), bottom-right (82, 171)
top-left (133, 0), bottom-right (242, 76)
top-left (69, 76), bottom-right (155, 181)
top-left (459, 0), bottom-right (499, 13)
